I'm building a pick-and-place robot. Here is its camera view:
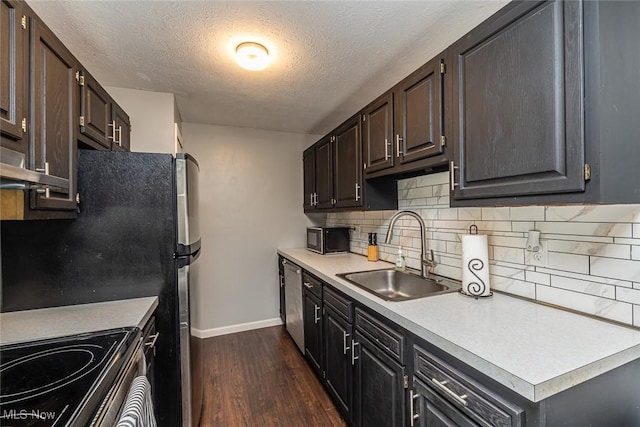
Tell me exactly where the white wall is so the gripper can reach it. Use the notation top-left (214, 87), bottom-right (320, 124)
top-left (105, 87), bottom-right (176, 154)
top-left (182, 123), bottom-right (321, 336)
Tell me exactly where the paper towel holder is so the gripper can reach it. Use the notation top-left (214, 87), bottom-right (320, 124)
top-left (459, 224), bottom-right (493, 299)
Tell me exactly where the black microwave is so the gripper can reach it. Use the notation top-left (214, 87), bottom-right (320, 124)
top-left (306, 227), bottom-right (351, 254)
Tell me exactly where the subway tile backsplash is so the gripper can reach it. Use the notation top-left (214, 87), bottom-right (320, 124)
top-left (326, 172), bottom-right (640, 328)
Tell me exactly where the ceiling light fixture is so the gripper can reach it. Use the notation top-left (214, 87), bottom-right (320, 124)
top-left (235, 42), bottom-right (270, 71)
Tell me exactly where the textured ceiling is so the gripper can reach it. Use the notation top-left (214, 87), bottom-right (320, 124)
top-left (27, 1), bottom-right (508, 135)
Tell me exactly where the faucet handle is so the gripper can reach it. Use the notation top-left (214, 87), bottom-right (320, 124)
top-left (424, 250), bottom-right (437, 267)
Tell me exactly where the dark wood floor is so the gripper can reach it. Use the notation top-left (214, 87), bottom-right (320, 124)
top-left (199, 325), bottom-right (347, 427)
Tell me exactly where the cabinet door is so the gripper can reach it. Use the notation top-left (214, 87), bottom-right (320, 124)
top-left (111, 102), bottom-right (130, 151)
top-left (396, 57), bottom-right (444, 165)
top-left (324, 306), bottom-right (352, 421)
top-left (303, 147), bottom-right (316, 210)
top-left (315, 136), bottom-right (334, 209)
top-left (30, 15), bottom-right (77, 211)
top-left (1, 0), bottom-right (27, 153)
top-left (303, 290), bottom-right (322, 376)
top-left (353, 333), bottom-right (405, 427)
top-left (413, 378), bottom-right (478, 427)
top-left (363, 92), bottom-right (394, 174)
top-left (79, 70), bottom-right (111, 150)
top-left (334, 116), bottom-right (362, 209)
top-left (450, 0), bottom-right (585, 200)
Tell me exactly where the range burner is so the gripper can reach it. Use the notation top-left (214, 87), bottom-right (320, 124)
top-left (0, 329), bottom-right (134, 427)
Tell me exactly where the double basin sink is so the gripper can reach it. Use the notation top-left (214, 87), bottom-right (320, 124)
top-left (337, 268), bottom-right (460, 301)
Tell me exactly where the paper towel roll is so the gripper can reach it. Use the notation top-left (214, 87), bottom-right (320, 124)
top-left (461, 234), bottom-right (491, 297)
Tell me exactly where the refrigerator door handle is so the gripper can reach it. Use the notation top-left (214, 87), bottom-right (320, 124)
top-left (175, 239), bottom-right (202, 259)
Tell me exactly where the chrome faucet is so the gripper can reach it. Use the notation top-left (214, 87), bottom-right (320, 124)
top-left (385, 210), bottom-right (436, 278)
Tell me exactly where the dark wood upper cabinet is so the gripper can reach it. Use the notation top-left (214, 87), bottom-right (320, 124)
top-left (396, 58), bottom-right (445, 166)
top-left (333, 116), bottom-right (362, 209)
top-left (449, 0), bottom-right (585, 201)
top-left (29, 14), bottom-right (78, 211)
top-left (303, 116), bottom-right (396, 213)
top-left (363, 55), bottom-right (447, 180)
top-left (79, 71), bottom-right (111, 150)
top-left (2, 2), bottom-right (132, 219)
top-left (303, 146), bottom-right (316, 209)
top-left (314, 136), bottom-right (334, 209)
top-left (111, 101), bottom-right (131, 152)
top-left (1, 0), bottom-right (27, 154)
top-left (362, 91), bottom-right (394, 174)
top-left (78, 72), bottom-right (130, 152)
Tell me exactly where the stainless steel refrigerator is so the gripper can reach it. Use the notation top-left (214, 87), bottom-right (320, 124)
top-left (1, 150), bottom-right (203, 426)
top-left (175, 154), bottom-right (203, 427)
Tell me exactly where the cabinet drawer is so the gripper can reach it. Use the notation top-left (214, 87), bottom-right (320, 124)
top-left (355, 308), bottom-right (404, 364)
top-left (323, 287), bottom-right (352, 322)
top-left (413, 346), bottom-right (523, 427)
top-left (302, 271), bottom-right (322, 299)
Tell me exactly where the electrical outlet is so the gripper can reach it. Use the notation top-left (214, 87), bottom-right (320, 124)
top-left (527, 243), bottom-right (548, 267)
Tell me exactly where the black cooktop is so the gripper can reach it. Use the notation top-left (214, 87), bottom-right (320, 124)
top-left (0, 329), bottom-right (134, 427)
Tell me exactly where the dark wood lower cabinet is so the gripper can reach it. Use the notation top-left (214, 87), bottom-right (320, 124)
top-left (352, 332), bottom-right (405, 427)
top-left (324, 306), bottom-right (353, 421)
top-left (303, 289), bottom-right (322, 376)
top-left (413, 378), bottom-right (477, 427)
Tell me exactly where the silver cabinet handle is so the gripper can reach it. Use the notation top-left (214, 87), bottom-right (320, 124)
top-left (355, 183), bottom-right (361, 201)
top-left (409, 389), bottom-right (420, 427)
top-left (431, 378), bottom-right (468, 407)
top-left (310, 193), bottom-right (314, 206)
top-left (108, 121), bottom-right (116, 141)
top-left (280, 276), bottom-right (285, 288)
top-left (450, 161), bottom-right (459, 191)
top-left (343, 331), bottom-right (350, 355)
top-left (314, 304), bottom-right (320, 324)
top-left (35, 162), bottom-right (51, 198)
top-left (35, 161), bottom-right (50, 175)
top-left (116, 125), bottom-right (122, 146)
top-left (36, 187), bottom-right (51, 198)
top-left (396, 134), bottom-right (403, 158)
top-left (351, 340), bottom-right (359, 365)
top-left (384, 138), bottom-right (389, 160)
top-left (303, 281), bottom-right (313, 290)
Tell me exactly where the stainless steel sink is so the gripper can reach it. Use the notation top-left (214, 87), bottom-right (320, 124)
top-left (337, 269), bottom-right (460, 301)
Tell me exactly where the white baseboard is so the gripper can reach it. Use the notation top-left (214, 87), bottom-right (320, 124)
top-left (191, 317), bottom-right (283, 339)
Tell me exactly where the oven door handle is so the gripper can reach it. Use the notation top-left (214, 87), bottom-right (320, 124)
top-left (145, 333), bottom-right (159, 349)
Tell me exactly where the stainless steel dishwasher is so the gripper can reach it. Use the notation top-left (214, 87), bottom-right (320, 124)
top-left (283, 259), bottom-right (304, 352)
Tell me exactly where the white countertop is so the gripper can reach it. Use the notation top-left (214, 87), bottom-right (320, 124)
top-left (0, 297), bottom-right (158, 345)
top-left (278, 248), bottom-right (640, 402)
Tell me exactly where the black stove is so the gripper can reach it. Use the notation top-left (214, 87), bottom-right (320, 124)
top-left (0, 329), bottom-right (135, 427)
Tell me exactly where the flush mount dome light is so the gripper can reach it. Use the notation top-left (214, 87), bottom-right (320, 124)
top-left (235, 42), bottom-right (270, 71)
